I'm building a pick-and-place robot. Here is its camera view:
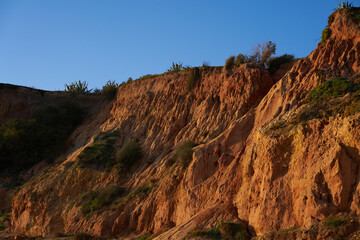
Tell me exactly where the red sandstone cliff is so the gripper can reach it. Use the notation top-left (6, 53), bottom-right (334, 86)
top-left (2, 7), bottom-right (360, 240)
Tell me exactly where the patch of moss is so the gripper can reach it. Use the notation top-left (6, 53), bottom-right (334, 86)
top-left (325, 215), bottom-right (349, 230)
top-left (295, 78), bottom-right (360, 123)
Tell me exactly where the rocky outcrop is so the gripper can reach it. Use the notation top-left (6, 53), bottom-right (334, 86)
top-left (6, 7), bottom-right (360, 240)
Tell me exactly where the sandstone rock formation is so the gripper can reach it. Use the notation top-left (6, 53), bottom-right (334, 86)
top-left (2, 7), bottom-right (360, 240)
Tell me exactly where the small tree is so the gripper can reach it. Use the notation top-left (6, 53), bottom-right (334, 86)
top-left (251, 41), bottom-right (276, 64)
top-left (64, 80), bottom-right (91, 94)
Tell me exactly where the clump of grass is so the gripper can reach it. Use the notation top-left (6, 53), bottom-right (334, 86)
top-left (308, 77), bottom-right (355, 103)
top-left (81, 185), bottom-right (125, 215)
top-left (321, 27), bottom-right (330, 46)
top-left (78, 142), bottom-right (115, 168)
top-left (0, 212), bottom-right (9, 231)
top-left (294, 78), bottom-right (360, 123)
top-left (170, 141), bottom-right (198, 168)
top-left (77, 130), bottom-right (119, 168)
top-left (101, 80), bottom-right (119, 100)
top-left (275, 226), bottom-right (299, 235)
top-left (325, 215), bottom-right (349, 230)
top-left (338, 1), bottom-right (353, 9)
top-left (136, 74), bottom-right (159, 82)
top-left (187, 67), bottom-right (200, 91)
top-left (115, 140), bottom-right (143, 171)
top-left (168, 62), bottom-right (185, 73)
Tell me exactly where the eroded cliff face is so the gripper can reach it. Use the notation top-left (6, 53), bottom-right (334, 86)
top-left (7, 7), bottom-right (360, 240)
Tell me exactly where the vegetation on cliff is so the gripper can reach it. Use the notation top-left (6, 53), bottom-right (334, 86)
top-left (0, 101), bottom-right (84, 182)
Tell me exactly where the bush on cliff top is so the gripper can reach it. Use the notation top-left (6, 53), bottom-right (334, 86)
top-left (230, 41), bottom-right (277, 67)
top-left (65, 80), bottom-right (92, 94)
top-left (168, 62), bottom-right (185, 73)
top-left (267, 54), bottom-right (295, 73)
top-left (101, 80), bottom-right (119, 100)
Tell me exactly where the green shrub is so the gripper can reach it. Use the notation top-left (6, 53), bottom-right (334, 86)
top-left (64, 80), bottom-right (91, 94)
top-left (224, 56), bottom-right (235, 70)
top-left (308, 77), bottom-right (355, 102)
top-left (81, 185), bottom-right (125, 215)
top-left (172, 141), bottom-right (197, 168)
top-left (325, 215), bottom-right (349, 230)
top-left (266, 54), bottom-right (294, 73)
top-left (0, 102), bottom-right (84, 174)
top-left (78, 130), bottom-right (119, 168)
top-left (115, 140), bottom-right (143, 171)
top-left (187, 67), bottom-right (200, 91)
top-left (168, 62), bottom-right (185, 73)
top-left (78, 142), bottom-right (115, 167)
top-left (234, 53), bottom-right (248, 66)
top-left (101, 80), bottom-right (119, 100)
top-left (321, 27), bottom-right (330, 46)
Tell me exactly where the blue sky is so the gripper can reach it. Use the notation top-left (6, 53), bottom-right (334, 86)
top-left (0, 0), bottom-right (351, 91)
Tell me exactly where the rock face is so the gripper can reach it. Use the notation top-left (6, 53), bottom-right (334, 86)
top-left (6, 7), bottom-right (360, 239)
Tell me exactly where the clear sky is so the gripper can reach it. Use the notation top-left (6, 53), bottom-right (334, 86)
top-left (0, 0), bottom-right (353, 91)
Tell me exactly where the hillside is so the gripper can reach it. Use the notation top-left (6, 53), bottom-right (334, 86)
top-left (1, 7), bottom-right (360, 240)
